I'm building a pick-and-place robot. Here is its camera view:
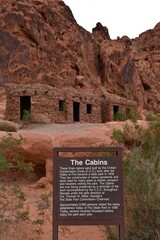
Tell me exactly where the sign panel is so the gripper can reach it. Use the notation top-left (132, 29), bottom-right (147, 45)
top-left (53, 147), bottom-right (125, 240)
top-left (57, 157), bottom-right (123, 219)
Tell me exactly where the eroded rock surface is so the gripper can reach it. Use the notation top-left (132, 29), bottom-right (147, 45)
top-left (0, 0), bottom-right (160, 114)
top-left (97, 22), bottom-right (160, 112)
top-left (0, 121), bottom-right (148, 185)
top-left (0, 0), bottom-right (99, 89)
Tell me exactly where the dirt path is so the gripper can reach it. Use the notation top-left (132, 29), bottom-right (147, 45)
top-left (58, 225), bottom-right (108, 240)
top-left (21, 123), bottom-right (102, 135)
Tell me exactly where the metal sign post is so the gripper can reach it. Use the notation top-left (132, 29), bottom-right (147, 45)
top-left (53, 147), bottom-right (125, 240)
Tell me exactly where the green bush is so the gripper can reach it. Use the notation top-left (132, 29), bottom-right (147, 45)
top-left (124, 148), bottom-right (160, 240)
top-left (0, 133), bottom-right (35, 181)
top-left (22, 110), bottom-right (35, 124)
top-left (108, 120), bottom-right (160, 240)
top-left (114, 110), bottom-right (126, 121)
top-left (145, 111), bottom-right (159, 121)
top-left (112, 123), bottom-right (143, 150)
top-left (126, 110), bottom-right (138, 123)
top-left (114, 109), bottom-right (138, 123)
top-left (0, 185), bottom-right (52, 239)
top-left (0, 133), bottom-right (51, 239)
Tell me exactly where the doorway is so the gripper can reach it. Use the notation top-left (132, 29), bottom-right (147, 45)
top-left (73, 101), bottom-right (80, 122)
top-left (113, 105), bottom-right (119, 120)
top-left (20, 96), bottom-right (31, 120)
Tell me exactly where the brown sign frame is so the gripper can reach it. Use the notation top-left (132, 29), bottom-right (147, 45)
top-left (53, 147), bottom-right (125, 240)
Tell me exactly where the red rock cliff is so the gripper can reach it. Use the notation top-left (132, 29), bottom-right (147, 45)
top-left (0, 0), bottom-right (160, 113)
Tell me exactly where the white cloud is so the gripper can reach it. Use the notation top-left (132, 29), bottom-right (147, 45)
top-left (64, 0), bottom-right (160, 39)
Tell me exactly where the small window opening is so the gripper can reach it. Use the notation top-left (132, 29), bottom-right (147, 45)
top-left (87, 104), bottom-right (92, 114)
top-left (59, 100), bottom-right (65, 111)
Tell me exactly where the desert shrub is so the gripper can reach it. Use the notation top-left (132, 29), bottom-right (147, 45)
top-left (124, 148), bottom-right (160, 240)
top-left (145, 111), bottom-right (158, 121)
top-left (0, 133), bottom-right (35, 181)
top-left (107, 120), bottom-right (160, 240)
top-left (0, 185), bottom-right (52, 240)
top-left (0, 121), bottom-right (17, 132)
top-left (126, 110), bottom-right (138, 123)
top-left (114, 110), bottom-right (126, 121)
top-left (0, 133), bottom-right (51, 239)
top-left (105, 225), bottom-right (119, 240)
top-left (114, 109), bottom-right (138, 123)
top-left (22, 111), bottom-right (50, 124)
top-left (22, 110), bottom-right (35, 124)
top-left (112, 123), bottom-right (143, 150)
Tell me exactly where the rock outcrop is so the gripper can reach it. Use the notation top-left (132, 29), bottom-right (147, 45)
top-left (0, 0), bottom-right (160, 114)
top-left (0, 120), bottom-right (147, 185)
top-left (92, 22), bottom-right (110, 43)
top-left (0, 0), bottom-right (99, 89)
top-left (98, 23), bottom-right (160, 112)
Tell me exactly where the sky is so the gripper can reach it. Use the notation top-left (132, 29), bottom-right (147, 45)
top-left (63, 0), bottom-right (160, 39)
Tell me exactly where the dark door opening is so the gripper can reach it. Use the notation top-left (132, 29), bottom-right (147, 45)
top-left (20, 96), bottom-right (31, 120)
top-left (113, 105), bottom-right (119, 120)
top-left (73, 101), bottom-right (80, 122)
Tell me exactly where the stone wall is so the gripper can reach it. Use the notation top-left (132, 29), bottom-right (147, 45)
top-left (5, 84), bottom-right (137, 123)
top-left (5, 84), bottom-right (102, 123)
top-left (0, 88), bottom-right (6, 119)
top-left (101, 94), bottom-right (137, 122)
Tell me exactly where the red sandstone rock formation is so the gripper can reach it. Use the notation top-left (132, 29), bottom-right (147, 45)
top-left (0, 120), bottom-right (148, 184)
top-left (0, 0), bottom-right (160, 113)
top-left (92, 22), bottom-right (110, 43)
top-left (98, 23), bottom-right (160, 112)
top-left (0, 0), bottom-right (99, 89)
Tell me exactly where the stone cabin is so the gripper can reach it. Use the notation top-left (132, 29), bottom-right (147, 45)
top-left (5, 84), bottom-right (137, 123)
top-left (101, 93), bottom-right (137, 122)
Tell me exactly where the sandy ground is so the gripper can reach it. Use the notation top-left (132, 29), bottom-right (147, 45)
top-left (0, 182), bottom-right (108, 240)
top-left (21, 122), bottom-right (103, 135)
top-left (58, 225), bottom-right (108, 240)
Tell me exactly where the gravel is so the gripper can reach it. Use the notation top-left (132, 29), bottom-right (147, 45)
top-left (20, 123), bottom-right (102, 135)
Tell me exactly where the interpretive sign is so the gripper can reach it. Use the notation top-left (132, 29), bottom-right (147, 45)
top-left (53, 147), bottom-right (125, 240)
